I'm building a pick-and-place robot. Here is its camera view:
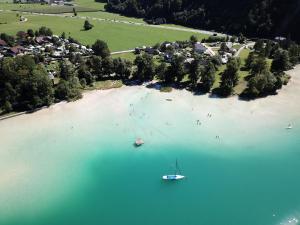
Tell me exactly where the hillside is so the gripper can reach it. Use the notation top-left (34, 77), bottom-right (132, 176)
top-left (105, 0), bottom-right (300, 41)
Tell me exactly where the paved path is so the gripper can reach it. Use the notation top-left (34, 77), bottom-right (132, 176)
top-left (111, 49), bottom-right (134, 55)
top-left (234, 42), bottom-right (255, 57)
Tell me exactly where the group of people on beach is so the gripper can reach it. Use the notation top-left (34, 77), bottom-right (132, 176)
top-left (195, 112), bottom-right (221, 141)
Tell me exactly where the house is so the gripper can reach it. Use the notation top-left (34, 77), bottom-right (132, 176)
top-left (35, 36), bottom-right (49, 44)
top-left (194, 42), bottom-right (208, 54)
top-left (275, 36), bottom-right (286, 42)
top-left (8, 46), bottom-right (25, 55)
top-left (225, 42), bottom-right (233, 49)
top-left (0, 39), bottom-right (7, 50)
top-left (184, 58), bottom-right (194, 64)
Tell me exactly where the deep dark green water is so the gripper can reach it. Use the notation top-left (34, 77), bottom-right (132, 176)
top-left (0, 87), bottom-right (299, 225)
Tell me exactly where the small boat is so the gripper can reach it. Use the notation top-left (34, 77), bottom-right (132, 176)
top-left (286, 124), bottom-right (293, 129)
top-left (135, 138), bottom-right (144, 146)
top-left (162, 159), bottom-right (185, 180)
top-left (166, 98), bottom-right (173, 101)
top-left (162, 175), bottom-right (185, 180)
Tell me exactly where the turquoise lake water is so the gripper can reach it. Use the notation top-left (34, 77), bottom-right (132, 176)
top-left (0, 87), bottom-right (299, 225)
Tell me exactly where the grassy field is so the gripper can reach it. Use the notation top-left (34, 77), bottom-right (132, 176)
top-left (16, 6), bottom-right (99, 13)
top-left (0, 0), bottom-right (105, 10)
top-left (74, 0), bottom-right (105, 10)
top-left (77, 11), bottom-right (145, 23)
top-left (0, 12), bottom-right (209, 51)
top-left (85, 80), bottom-right (123, 90)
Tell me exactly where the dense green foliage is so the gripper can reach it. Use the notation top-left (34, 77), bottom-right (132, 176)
top-left (241, 39), bottom-right (297, 98)
top-left (84, 20), bottom-right (94, 31)
top-left (105, 0), bottom-right (300, 41)
top-left (0, 55), bottom-right (53, 112)
top-left (92, 39), bottom-right (110, 58)
top-left (219, 58), bottom-right (241, 96)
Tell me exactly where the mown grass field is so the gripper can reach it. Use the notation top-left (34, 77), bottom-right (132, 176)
top-left (0, 0), bottom-right (105, 10)
top-left (77, 11), bottom-right (145, 23)
top-left (0, 12), bottom-right (209, 51)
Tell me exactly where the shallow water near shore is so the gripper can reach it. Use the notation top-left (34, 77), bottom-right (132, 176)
top-left (1, 73), bottom-right (300, 225)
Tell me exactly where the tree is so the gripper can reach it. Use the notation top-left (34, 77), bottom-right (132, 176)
top-left (83, 20), bottom-right (93, 30)
top-left (0, 33), bottom-right (15, 46)
top-left (61, 32), bottom-right (66, 39)
top-left (271, 50), bottom-right (290, 73)
top-left (201, 62), bottom-right (215, 93)
top-left (55, 78), bottom-right (82, 101)
top-left (89, 56), bottom-right (103, 79)
top-left (156, 62), bottom-right (168, 82)
top-left (38, 26), bottom-right (53, 36)
top-left (250, 56), bottom-right (268, 75)
top-left (219, 58), bottom-right (240, 96)
top-left (134, 54), bottom-right (155, 81)
top-left (113, 58), bottom-right (132, 80)
top-left (73, 7), bottom-right (77, 16)
top-left (27, 29), bottom-right (34, 37)
top-left (18, 67), bottom-right (54, 109)
top-left (254, 39), bottom-right (264, 55)
top-left (188, 57), bottom-right (201, 87)
top-left (92, 40), bottom-right (110, 58)
top-left (102, 57), bottom-right (114, 76)
top-left (219, 42), bottom-right (228, 52)
top-left (238, 33), bottom-right (246, 43)
top-left (59, 61), bottom-right (74, 80)
top-left (171, 55), bottom-right (185, 83)
top-left (288, 43), bottom-right (300, 66)
top-left (245, 70), bottom-right (277, 97)
top-left (190, 35), bottom-right (198, 44)
top-left (78, 65), bottom-right (94, 85)
top-left (264, 40), bottom-right (273, 58)
top-left (0, 55), bottom-right (54, 111)
top-left (245, 52), bottom-right (255, 69)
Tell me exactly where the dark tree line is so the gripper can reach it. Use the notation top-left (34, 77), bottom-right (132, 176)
top-left (241, 38), bottom-right (300, 98)
top-left (105, 0), bottom-right (300, 42)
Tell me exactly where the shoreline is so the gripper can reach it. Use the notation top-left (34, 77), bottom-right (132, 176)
top-left (1, 65), bottom-right (300, 122)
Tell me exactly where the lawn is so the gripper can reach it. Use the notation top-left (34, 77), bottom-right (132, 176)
top-left (74, 0), bottom-right (105, 10)
top-left (77, 11), bottom-right (145, 23)
top-left (0, 12), bottom-right (209, 51)
top-left (85, 80), bottom-right (123, 90)
top-left (112, 52), bottom-right (136, 62)
top-left (15, 6), bottom-right (99, 14)
top-left (0, 0), bottom-right (104, 11)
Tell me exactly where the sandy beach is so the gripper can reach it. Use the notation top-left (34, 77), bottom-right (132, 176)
top-left (1, 64), bottom-right (299, 131)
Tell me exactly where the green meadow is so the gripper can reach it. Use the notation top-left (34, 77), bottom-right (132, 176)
top-left (0, 12), bottom-right (209, 51)
top-left (77, 11), bottom-right (145, 23)
top-left (0, 0), bottom-right (105, 10)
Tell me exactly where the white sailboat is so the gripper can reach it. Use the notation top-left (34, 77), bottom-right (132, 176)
top-left (162, 159), bottom-right (185, 180)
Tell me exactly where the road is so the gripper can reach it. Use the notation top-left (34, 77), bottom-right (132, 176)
top-left (234, 42), bottom-right (255, 57)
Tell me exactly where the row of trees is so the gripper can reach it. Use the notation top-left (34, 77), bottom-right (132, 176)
top-left (242, 38), bottom-right (300, 98)
top-left (105, 0), bottom-right (300, 41)
top-left (132, 52), bottom-right (223, 94)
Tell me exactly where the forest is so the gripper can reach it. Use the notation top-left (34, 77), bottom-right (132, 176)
top-left (105, 0), bottom-right (300, 42)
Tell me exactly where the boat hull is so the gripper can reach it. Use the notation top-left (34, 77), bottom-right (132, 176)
top-left (162, 175), bottom-right (185, 180)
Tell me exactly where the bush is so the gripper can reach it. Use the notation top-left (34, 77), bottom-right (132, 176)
top-left (84, 20), bottom-right (94, 31)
